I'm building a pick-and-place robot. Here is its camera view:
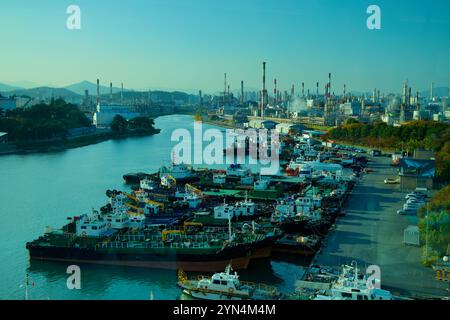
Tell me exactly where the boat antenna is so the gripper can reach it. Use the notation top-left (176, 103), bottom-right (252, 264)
top-left (228, 211), bottom-right (233, 241)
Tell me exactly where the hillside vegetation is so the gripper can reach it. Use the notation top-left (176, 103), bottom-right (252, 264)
top-left (417, 185), bottom-right (450, 265)
top-left (0, 98), bottom-right (90, 141)
top-left (327, 120), bottom-right (450, 181)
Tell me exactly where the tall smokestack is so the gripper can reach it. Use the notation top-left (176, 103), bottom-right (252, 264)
top-left (302, 82), bottom-right (305, 97)
top-left (262, 62), bottom-right (266, 92)
top-left (224, 73), bottom-right (227, 105)
top-left (408, 87), bottom-right (412, 106)
top-left (110, 82), bottom-right (113, 104)
top-left (316, 82), bottom-right (319, 96)
top-left (121, 83), bottom-right (124, 105)
top-left (343, 84), bottom-right (346, 98)
top-left (328, 73), bottom-right (331, 98)
top-left (227, 85), bottom-right (230, 104)
top-left (240, 81), bottom-right (244, 105)
top-left (261, 62), bottom-right (267, 118)
top-left (430, 82), bottom-right (434, 101)
top-left (96, 79), bottom-right (100, 106)
top-left (416, 91), bottom-right (420, 111)
top-left (273, 79), bottom-right (277, 105)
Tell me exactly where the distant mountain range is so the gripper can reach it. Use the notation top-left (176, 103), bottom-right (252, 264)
top-left (0, 83), bottom-right (23, 92)
top-left (2, 87), bottom-right (80, 99)
top-left (1, 81), bottom-right (449, 101)
top-left (63, 81), bottom-right (132, 96)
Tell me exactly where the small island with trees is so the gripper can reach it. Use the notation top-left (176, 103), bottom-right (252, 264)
top-left (0, 98), bottom-right (160, 155)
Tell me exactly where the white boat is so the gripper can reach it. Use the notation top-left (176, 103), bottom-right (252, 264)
top-left (140, 177), bottom-right (157, 191)
top-left (226, 164), bottom-right (251, 177)
top-left (159, 163), bottom-right (193, 180)
top-left (314, 263), bottom-right (393, 300)
top-left (178, 265), bottom-right (282, 300)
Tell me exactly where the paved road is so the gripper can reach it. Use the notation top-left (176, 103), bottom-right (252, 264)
top-left (313, 156), bottom-right (448, 298)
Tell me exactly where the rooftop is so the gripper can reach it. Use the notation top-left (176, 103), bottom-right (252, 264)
top-left (399, 158), bottom-right (436, 178)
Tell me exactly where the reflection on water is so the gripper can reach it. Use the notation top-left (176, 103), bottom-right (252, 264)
top-left (0, 115), bottom-right (302, 300)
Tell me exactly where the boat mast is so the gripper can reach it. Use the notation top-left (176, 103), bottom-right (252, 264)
top-left (228, 211), bottom-right (233, 241)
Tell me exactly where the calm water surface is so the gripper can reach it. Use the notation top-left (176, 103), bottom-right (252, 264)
top-left (0, 115), bottom-right (307, 300)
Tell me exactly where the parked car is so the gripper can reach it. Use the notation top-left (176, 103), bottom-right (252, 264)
top-left (403, 204), bottom-right (423, 210)
top-left (397, 209), bottom-right (417, 216)
top-left (405, 193), bottom-right (427, 200)
top-left (384, 178), bottom-right (399, 184)
top-left (406, 198), bottom-right (426, 204)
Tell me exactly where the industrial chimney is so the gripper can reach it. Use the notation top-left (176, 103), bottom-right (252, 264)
top-left (121, 83), bottom-right (124, 105)
top-left (328, 72), bottom-right (331, 97)
top-left (430, 82), bottom-right (434, 101)
top-left (224, 73), bottom-right (227, 105)
top-left (110, 82), bottom-right (113, 104)
top-left (274, 79), bottom-right (277, 105)
top-left (96, 79), bottom-right (100, 108)
top-left (240, 81), bottom-right (244, 105)
top-left (261, 62), bottom-right (267, 118)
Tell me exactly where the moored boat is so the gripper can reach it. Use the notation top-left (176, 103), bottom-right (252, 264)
top-left (178, 264), bottom-right (283, 300)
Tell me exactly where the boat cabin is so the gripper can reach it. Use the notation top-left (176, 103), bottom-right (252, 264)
top-left (214, 204), bottom-right (236, 219)
top-left (104, 211), bottom-right (130, 230)
top-left (197, 265), bottom-right (243, 293)
top-left (140, 177), bottom-right (157, 191)
top-left (240, 175), bottom-right (254, 185)
top-left (234, 199), bottom-right (256, 217)
top-left (213, 174), bottom-right (227, 184)
top-left (184, 194), bottom-right (202, 209)
top-left (76, 213), bottom-right (111, 238)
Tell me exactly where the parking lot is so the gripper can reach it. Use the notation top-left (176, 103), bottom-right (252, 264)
top-left (313, 155), bottom-right (448, 298)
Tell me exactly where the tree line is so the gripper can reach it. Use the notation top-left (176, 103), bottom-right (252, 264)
top-left (327, 120), bottom-right (450, 181)
top-left (110, 114), bottom-right (159, 135)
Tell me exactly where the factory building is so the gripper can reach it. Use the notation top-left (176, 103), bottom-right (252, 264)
top-left (275, 123), bottom-right (305, 134)
top-left (91, 79), bottom-right (140, 128)
top-left (399, 149), bottom-right (436, 190)
top-left (247, 119), bottom-right (278, 130)
top-left (93, 104), bottom-right (140, 128)
top-left (339, 101), bottom-right (361, 116)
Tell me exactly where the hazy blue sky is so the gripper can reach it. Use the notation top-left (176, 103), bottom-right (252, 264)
top-left (1, 0), bottom-right (449, 94)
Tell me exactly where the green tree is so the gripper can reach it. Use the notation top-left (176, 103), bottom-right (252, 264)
top-left (128, 116), bottom-right (155, 132)
top-left (111, 115), bottom-right (128, 134)
top-left (345, 118), bottom-right (359, 125)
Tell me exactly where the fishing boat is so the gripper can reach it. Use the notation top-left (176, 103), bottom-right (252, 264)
top-left (178, 264), bottom-right (283, 300)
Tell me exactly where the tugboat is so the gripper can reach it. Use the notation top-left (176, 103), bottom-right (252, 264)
top-left (178, 264), bottom-right (283, 300)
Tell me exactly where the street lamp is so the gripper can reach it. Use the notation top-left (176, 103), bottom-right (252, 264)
top-left (443, 256), bottom-right (450, 293)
